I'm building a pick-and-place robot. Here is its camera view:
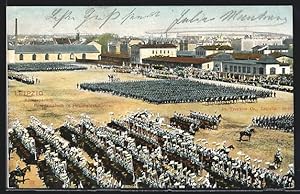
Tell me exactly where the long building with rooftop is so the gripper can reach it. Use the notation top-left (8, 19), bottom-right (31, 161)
top-left (7, 41), bottom-right (102, 64)
top-left (219, 55), bottom-right (290, 75)
top-left (130, 44), bottom-right (177, 64)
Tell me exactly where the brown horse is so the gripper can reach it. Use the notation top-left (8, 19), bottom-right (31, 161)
top-left (239, 128), bottom-right (255, 141)
top-left (86, 161), bottom-right (96, 171)
top-left (10, 165), bottom-right (31, 183)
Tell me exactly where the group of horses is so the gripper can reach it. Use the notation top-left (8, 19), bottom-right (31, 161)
top-left (170, 112), bottom-right (222, 134)
top-left (204, 95), bottom-right (257, 105)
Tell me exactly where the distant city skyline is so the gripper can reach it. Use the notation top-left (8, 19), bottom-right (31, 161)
top-left (7, 6), bottom-right (293, 37)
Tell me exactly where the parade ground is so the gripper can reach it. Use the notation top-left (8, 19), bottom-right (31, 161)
top-left (8, 67), bottom-right (294, 188)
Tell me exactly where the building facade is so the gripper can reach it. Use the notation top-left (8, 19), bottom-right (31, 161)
top-left (179, 40), bottom-right (198, 51)
top-left (177, 51), bottom-right (196, 58)
top-left (120, 39), bottom-right (145, 55)
top-left (270, 53), bottom-right (293, 74)
top-left (231, 38), bottom-right (283, 51)
top-left (142, 56), bottom-right (213, 70)
top-left (195, 45), bottom-right (233, 58)
top-left (7, 42), bottom-right (102, 64)
top-left (221, 56), bottom-right (290, 75)
top-left (252, 45), bottom-right (289, 55)
top-left (107, 41), bottom-right (121, 54)
top-left (131, 44), bottom-right (177, 64)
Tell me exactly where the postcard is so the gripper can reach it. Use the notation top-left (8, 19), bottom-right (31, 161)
top-left (6, 5), bottom-right (294, 190)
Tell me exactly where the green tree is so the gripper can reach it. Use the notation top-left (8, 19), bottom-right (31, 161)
top-left (91, 33), bottom-right (119, 53)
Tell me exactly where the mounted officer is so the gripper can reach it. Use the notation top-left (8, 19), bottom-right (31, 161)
top-left (274, 148), bottom-right (283, 168)
top-left (15, 160), bottom-right (21, 174)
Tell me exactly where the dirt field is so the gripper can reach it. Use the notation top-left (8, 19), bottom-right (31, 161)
top-left (7, 68), bottom-right (294, 188)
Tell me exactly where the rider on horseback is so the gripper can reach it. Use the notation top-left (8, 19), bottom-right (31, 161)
top-left (15, 161), bottom-right (21, 174)
top-left (274, 148), bottom-right (283, 165)
top-left (245, 124), bottom-right (252, 135)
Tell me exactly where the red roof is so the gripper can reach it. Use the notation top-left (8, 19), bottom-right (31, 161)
top-left (143, 56), bottom-right (212, 64)
top-left (231, 53), bottom-right (263, 60)
top-left (269, 52), bottom-right (292, 58)
top-left (196, 45), bottom-right (233, 50)
top-left (133, 44), bottom-right (177, 48)
top-left (206, 52), bottom-right (223, 59)
top-left (101, 53), bottom-right (130, 59)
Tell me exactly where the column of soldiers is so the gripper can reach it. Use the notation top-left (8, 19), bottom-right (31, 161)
top-left (8, 72), bottom-right (38, 84)
top-left (80, 79), bottom-right (273, 105)
top-left (116, 111), bottom-right (294, 189)
top-left (11, 120), bottom-right (37, 161)
top-left (82, 111), bottom-right (293, 188)
top-left (126, 119), bottom-right (163, 146)
top-left (72, 113), bottom-right (208, 188)
top-left (29, 116), bottom-right (120, 188)
top-left (190, 111), bottom-right (221, 126)
top-left (9, 63), bottom-right (87, 72)
top-left (64, 115), bottom-right (82, 135)
top-left (44, 147), bottom-right (70, 188)
top-left (107, 141), bottom-right (134, 175)
top-left (163, 129), bottom-right (201, 166)
top-left (196, 142), bottom-right (294, 188)
top-left (172, 113), bottom-right (201, 129)
top-left (110, 65), bottom-right (292, 93)
top-left (13, 113), bottom-right (294, 189)
top-left (252, 114), bottom-right (294, 133)
top-left (81, 121), bottom-right (135, 177)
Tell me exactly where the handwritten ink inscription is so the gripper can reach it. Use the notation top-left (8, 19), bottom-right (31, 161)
top-left (219, 10), bottom-right (287, 24)
top-left (45, 7), bottom-right (288, 32)
top-left (165, 9), bottom-right (215, 33)
top-left (45, 8), bottom-right (75, 28)
top-left (46, 8), bottom-right (160, 30)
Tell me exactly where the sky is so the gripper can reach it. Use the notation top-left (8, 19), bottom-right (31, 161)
top-left (6, 6), bottom-right (293, 37)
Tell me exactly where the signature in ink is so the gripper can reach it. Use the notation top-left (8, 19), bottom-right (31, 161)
top-left (165, 9), bottom-right (215, 33)
top-left (120, 8), bottom-right (160, 25)
top-left (45, 8), bottom-right (75, 28)
top-left (75, 8), bottom-right (121, 30)
top-left (219, 10), bottom-right (287, 25)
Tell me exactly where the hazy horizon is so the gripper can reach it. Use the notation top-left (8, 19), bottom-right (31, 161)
top-left (7, 6), bottom-right (293, 37)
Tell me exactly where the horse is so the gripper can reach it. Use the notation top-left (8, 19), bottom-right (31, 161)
top-left (217, 145), bottom-right (235, 155)
top-left (10, 165), bottom-right (31, 183)
top-left (274, 153), bottom-right (283, 169)
top-left (9, 174), bottom-right (19, 188)
top-left (8, 141), bottom-right (14, 160)
top-left (239, 128), bottom-right (255, 141)
top-left (250, 95), bottom-right (258, 103)
top-left (212, 114), bottom-right (222, 129)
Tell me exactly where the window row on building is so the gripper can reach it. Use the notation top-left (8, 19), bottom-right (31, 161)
top-left (195, 50), bottom-right (206, 57)
top-left (18, 53), bottom-right (88, 61)
top-left (152, 50), bottom-right (172, 55)
top-left (223, 64), bottom-right (287, 75)
top-left (224, 65), bottom-right (264, 75)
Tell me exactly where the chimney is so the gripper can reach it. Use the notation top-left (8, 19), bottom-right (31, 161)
top-left (76, 32), bottom-right (80, 41)
top-left (15, 18), bottom-right (18, 46)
